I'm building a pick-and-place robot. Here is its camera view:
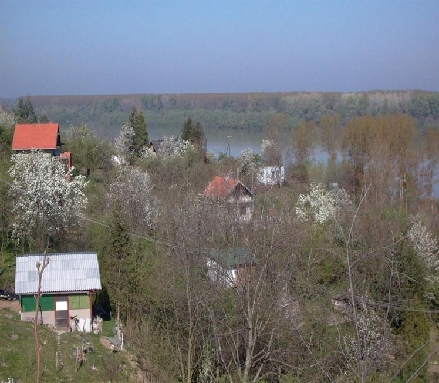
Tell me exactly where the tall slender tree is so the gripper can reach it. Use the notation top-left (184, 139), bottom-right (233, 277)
top-left (181, 117), bottom-right (205, 152)
top-left (128, 107), bottom-right (148, 156)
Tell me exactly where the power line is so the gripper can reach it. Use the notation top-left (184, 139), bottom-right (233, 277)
top-left (0, 174), bottom-right (174, 248)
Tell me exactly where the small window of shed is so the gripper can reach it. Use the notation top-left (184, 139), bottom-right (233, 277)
top-left (69, 294), bottom-right (89, 309)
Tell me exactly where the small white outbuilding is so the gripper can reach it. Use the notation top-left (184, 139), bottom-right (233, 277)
top-left (257, 166), bottom-right (285, 186)
top-left (15, 252), bottom-right (102, 332)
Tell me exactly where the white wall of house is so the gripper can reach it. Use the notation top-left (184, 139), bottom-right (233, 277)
top-left (258, 166), bottom-right (285, 186)
top-left (207, 259), bottom-right (237, 288)
top-left (21, 307), bottom-right (92, 331)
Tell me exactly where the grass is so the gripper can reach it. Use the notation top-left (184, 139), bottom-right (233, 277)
top-left (0, 248), bottom-right (16, 291)
top-left (0, 308), bottom-right (137, 383)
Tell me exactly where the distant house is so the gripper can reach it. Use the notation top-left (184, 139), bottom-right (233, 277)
top-left (15, 253), bottom-right (102, 332)
top-left (12, 123), bottom-right (63, 155)
top-left (207, 247), bottom-right (255, 287)
top-left (12, 123), bottom-right (73, 172)
top-left (204, 176), bottom-right (254, 221)
top-left (257, 166), bottom-right (285, 186)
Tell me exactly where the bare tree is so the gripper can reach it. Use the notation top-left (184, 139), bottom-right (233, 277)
top-left (421, 127), bottom-right (439, 212)
top-left (34, 253), bottom-right (49, 383)
top-left (291, 120), bottom-right (316, 165)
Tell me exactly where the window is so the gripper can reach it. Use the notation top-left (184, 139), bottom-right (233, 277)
top-left (69, 293), bottom-right (90, 309)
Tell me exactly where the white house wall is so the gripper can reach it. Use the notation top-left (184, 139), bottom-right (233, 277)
top-left (21, 307), bottom-right (92, 332)
top-left (258, 166), bottom-right (285, 186)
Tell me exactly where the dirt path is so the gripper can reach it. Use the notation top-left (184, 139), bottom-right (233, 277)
top-left (0, 299), bottom-right (20, 312)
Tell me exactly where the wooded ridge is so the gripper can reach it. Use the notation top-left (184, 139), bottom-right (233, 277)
top-left (3, 90), bottom-right (437, 139)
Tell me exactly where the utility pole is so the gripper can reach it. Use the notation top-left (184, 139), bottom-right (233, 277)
top-left (227, 135), bottom-right (232, 157)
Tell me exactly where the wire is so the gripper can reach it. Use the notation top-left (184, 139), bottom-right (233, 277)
top-left (0, 174), bottom-right (174, 248)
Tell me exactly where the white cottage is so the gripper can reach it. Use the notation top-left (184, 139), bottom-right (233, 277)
top-left (207, 247), bottom-right (255, 287)
top-left (15, 253), bottom-right (102, 332)
top-left (257, 166), bottom-right (285, 186)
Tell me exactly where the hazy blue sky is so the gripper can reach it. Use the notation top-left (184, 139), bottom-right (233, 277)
top-left (1, 0), bottom-right (438, 97)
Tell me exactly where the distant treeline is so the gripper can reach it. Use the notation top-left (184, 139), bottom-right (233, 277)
top-left (9, 91), bottom-right (439, 138)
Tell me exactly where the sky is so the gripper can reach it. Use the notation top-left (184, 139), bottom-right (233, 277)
top-left (1, 0), bottom-right (438, 97)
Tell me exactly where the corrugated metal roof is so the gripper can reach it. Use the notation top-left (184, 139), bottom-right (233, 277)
top-left (15, 253), bottom-right (102, 294)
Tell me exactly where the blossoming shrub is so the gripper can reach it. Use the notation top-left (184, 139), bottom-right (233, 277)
top-left (114, 124), bottom-right (135, 163)
top-left (157, 136), bottom-right (193, 158)
top-left (295, 183), bottom-right (352, 225)
top-left (408, 215), bottom-right (439, 270)
top-left (106, 167), bottom-right (159, 232)
top-left (9, 151), bottom-right (87, 247)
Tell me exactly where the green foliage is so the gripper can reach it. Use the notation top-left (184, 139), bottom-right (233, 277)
top-left (181, 116), bottom-right (205, 151)
top-left (0, 124), bottom-right (13, 154)
top-left (97, 205), bottom-right (132, 318)
top-left (314, 252), bottom-right (347, 286)
top-left (0, 248), bottom-right (15, 289)
top-left (288, 162), bottom-right (309, 184)
top-left (141, 94), bottom-right (163, 111)
top-left (181, 116), bottom-right (193, 141)
top-left (393, 307), bottom-right (430, 383)
top-left (101, 97), bottom-right (121, 113)
top-left (0, 123), bottom-right (12, 254)
top-left (0, 164), bottom-right (12, 253)
top-left (128, 107), bottom-right (148, 156)
top-left (424, 279), bottom-right (439, 323)
top-left (26, 91), bottom-right (439, 142)
top-left (14, 96), bottom-right (38, 123)
top-left (393, 239), bottom-right (427, 306)
top-left (410, 93), bottom-right (439, 120)
top-left (0, 308), bottom-right (134, 382)
top-left (64, 125), bottom-right (114, 180)
top-left (38, 114), bottom-right (49, 123)
top-left (2, 92), bottom-right (439, 381)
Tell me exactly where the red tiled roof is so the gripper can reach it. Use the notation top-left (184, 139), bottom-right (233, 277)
top-left (204, 176), bottom-right (237, 198)
top-left (12, 123), bottom-right (60, 150)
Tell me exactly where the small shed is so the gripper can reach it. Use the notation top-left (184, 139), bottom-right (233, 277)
top-left (208, 247), bottom-right (255, 287)
top-left (15, 253), bottom-right (101, 332)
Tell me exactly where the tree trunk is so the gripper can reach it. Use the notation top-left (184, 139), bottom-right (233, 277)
top-left (34, 253), bottom-right (49, 383)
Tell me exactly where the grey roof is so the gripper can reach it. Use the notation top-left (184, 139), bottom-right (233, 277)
top-left (15, 253), bottom-right (102, 294)
top-left (209, 247), bottom-right (255, 269)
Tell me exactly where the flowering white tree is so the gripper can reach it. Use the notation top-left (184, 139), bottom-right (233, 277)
top-left (0, 107), bottom-right (15, 129)
top-left (295, 183), bottom-right (352, 224)
top-left (408, 215), bottom-right (439, 270)
top-left (8, 151), bottom-right (87, 248)
top-left (106, 167), bottom-right (159, 232)
top-left (343, 302), bottom-right (393, 380)
top-left (114, 124), bottom-right (136, 163)
top-left (156, 135), bottom-right (193, 158)
top-left (237, 148), bottom-right (258, 176)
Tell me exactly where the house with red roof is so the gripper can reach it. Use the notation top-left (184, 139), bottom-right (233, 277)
top-left (204, 175), bottom-right (254, 221)
top-left (12, 123), bottom-right (63, 154)
top-left (11, 123), bottom-right (72, 171)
